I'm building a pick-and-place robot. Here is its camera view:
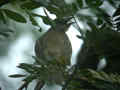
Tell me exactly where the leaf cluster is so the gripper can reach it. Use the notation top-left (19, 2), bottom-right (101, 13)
top-left (66, 69), bottom-right (120, 90)
top-left (9, 56), bottom-right (71, 90)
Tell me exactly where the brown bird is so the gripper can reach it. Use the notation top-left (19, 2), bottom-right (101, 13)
top-left (35, 17), bottom-right (73, 65)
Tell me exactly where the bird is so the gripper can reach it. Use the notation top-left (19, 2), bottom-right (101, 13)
top-left (34, 17), bottom-right (73, 66)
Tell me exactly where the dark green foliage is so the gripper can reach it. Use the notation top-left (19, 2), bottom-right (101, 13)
top-left (10, 56), bottom-right (71, 90)
top-left (77, 0), bottom-right (83, 8)
top-left (1, 9), bottom-right (27, 23)
top-left (29, 13), bottom-right (39, 26)
top-left (31, 12), bottom-right (52, 25)
top-left (0, 10), bottom-right (6, 24)
top-left (9, 74), bottom-right (26, 78)
top-left (66, 69), bottom-right (120, 90)
top-left (20, 1), bottom-right (41, 10)
top-left (78, 19), bottom-right (120, 73)
top-left (85, 0), bottom-right (103, 7)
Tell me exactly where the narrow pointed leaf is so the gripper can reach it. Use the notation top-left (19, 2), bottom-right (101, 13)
top-left (21, 1), bottom-right (41, 10)
top-left (29, 14), bottom-right (39, 26)
top-left (9, 74), bottom-right (26, 78)
top-left (0, 10), bottom-right (6, 24)
top-left (3, 9), bottom-right (27, 23)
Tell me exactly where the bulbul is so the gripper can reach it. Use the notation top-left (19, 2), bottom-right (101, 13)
top-left (35, 17), bottom-right (73, 65)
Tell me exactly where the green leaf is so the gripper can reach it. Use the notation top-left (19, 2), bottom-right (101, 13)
top-left (21, 1), bottom-right (41, 10)
top-left (0, 10), bottom-right (6, 24)
top-left (0, 32), bottom-right (10, 37)
top-left (29, 14), bottom-right (39, 26)
top-left (23, 75), bottom-right (37, 83)
top-left (2, 9), bottom-right (27, 23)
top-left (72, 3), bottom-right (78, 12)
top-left (85, 0), bottom-right (103, 7)
top-left (77, 0), bottom-right (83, 8)
top-left (87, 22), bottom-right (97, 30)
top-left (32, 56), bottom-right (44, 64)
top-left (9, 74), bottom-right (26, 78)
top-left (17, 63), bottom-right (34, 73)
top-left (38, 28), bottom-right (42, 32)
top-left (97, 18), bottom-right (103, 26)
top-left (46, 6), bottom-right (61, 17)
top-left (31, 13), bottom-right (51, 25)
top-left (41, 16), bottom-right (51, 25)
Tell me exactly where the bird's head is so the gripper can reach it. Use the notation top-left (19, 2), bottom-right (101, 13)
top-left (53, 16), bottom-right (74, 32)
